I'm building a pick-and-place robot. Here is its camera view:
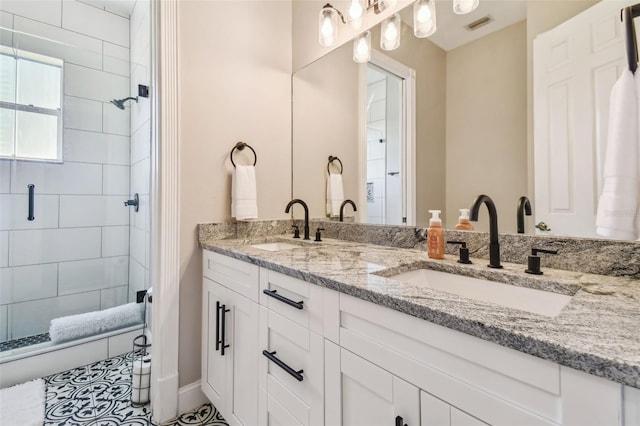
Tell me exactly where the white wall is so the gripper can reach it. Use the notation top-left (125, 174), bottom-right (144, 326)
top-left (178, 0), bottom-right (292, 387)
top-left (0, 0), bottom-right (132, 342)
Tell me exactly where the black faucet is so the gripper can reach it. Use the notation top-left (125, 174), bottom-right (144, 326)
top-left (285, 199), bottom-right (310, 240)
top-left (339, 200), bottom-right (357, 222)
top-left (517, 196), bottom-right (532, 234)
top-left (469, 194), bottom-right (502, 269)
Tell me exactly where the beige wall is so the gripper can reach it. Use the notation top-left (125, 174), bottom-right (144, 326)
top-left (446, 21), bottom-right (527, 233)
top-left (178, 0), bottom-right (292, 386)
top-left (292, 43), bottom-right (360, 219)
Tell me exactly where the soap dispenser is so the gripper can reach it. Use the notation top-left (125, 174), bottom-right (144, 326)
top-left (455, 209), bottom-right (474, 230)
top-left (427, 210), bottom-right (445, 259)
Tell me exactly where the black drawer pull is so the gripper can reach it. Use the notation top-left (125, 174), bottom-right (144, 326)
top-left (263, 289), bottom-right (303, 310)
top-left (215, 301), bottom-right (221, 351)
top-left (395, 415), bottom-right (407, 426)
top-left (220, 303), bottom-right (230, 356)
top-left (27, 184), bottom-right (35, 221)
top-left (262, 350), bottom-right (304, 382)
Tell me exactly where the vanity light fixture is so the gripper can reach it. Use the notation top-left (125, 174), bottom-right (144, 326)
top-left (380, 13), bottom-right (401, 50)
top-left (413, 0), bottom-right (436, 38)
top-left (453, 0), bottom-right (479, 15)
top-left (319, 3), bottom-right (345, 47)
top-left (353, 31), bottom-right (372, 63)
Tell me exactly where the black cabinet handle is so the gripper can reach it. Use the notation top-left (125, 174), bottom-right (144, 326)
top-left (215, 301), bottom-right (221, 351)
top-left (220, 304), bottom-right (230, 356)
top-left (27, 184), bottom-right (35, 221)
top-left (395, 415), bottom-right (407, 426)
top-left (263, 289), bottom-right (303, 310)
top-left (262, 350), bottom-right (304, 382)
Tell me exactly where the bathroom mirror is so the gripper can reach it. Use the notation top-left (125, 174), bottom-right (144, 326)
top-left (292, 0), bottom-right (640, 241)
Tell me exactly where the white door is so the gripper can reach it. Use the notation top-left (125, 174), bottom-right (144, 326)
top-left (325, 341), bottom-right (419, 426)
top-left (202, 278), bottom-right (228, 410)
top-left (533, 0), bottom-right (637, 238)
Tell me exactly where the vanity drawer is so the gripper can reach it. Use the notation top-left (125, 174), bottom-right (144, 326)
top-left (258, 307), bottom-right (324, 426)
top-left (202, 250), bottom-right (260, 302)
top-left (259, 269), bottom-right (324, 335)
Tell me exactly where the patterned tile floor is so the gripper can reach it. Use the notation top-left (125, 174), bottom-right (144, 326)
top-left (44, 352), bottom-right (228, 425)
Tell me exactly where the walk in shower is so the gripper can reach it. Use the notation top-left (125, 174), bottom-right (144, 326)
top-left (0, 0), bottom-right (153, 364)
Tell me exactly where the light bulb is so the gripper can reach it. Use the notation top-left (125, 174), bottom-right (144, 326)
top-left (453, 0), bottom-right (479, 15)
top-left (353, 31), bottom-right (371, 63)
top-left (321, 17), bottom-right (334, 38)
top-left (380, 14), bottom-right (401, 50)
top-left (414, 0), bottom-right (436, 38)
top-left (318, 7), bottom-right (338, 47)
top-left (348, 0), bottom-right (364, 28)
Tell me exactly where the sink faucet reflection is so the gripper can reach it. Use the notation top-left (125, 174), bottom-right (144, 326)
top-left (285, 199), bottom-right (310, 240)
top-left (517, 196), bottom-right (532, 234)
top-left (339, 200), bottom-right (357, 222)
top-left (469, 194), bottom-right (502, 269)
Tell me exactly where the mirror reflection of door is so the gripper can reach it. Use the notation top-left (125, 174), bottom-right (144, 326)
top-left (362, 52), bottom-right (416, 226)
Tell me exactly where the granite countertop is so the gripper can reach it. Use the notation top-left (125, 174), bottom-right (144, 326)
top-left (200, 234), bottom-right (640, 389)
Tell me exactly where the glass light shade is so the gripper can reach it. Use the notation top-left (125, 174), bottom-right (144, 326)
top-left (319, 7), bottom-right (338, 47)
top-left (453, 0), bottom-right (479, 15)
top-left (353, 31), bottom-right (371, 63)
top-left (380, 14), bottom-right (401, 51)
top-left (413, 0), bottom-right (436, 38)
top-left (378, 0), bottom-right (398, 12)
top-left (348, 0), bottom-right (364, 29)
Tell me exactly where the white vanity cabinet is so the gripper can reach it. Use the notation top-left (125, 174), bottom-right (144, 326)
top-left (202, 251), bottom-right (260, 426)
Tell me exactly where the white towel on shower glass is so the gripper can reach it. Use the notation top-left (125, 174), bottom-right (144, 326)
top-left (326, 173), bottom-right (345, 217)
top-left (596, 69), bottom-right (639, 240)
top-left (232, 165), bottom-right (258, 220)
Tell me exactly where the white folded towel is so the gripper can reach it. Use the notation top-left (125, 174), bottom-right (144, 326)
top-left (326, 172), bottom-right (344, 217)
top-left (596, 69), bottom-right (639, 240)
top-left (232, 165), bottom-right (258, 220)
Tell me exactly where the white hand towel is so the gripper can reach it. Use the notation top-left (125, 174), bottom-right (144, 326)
top-left (232, 165), bottom-right (258, 220)
top-left (596, 69), bottom-right (639, 240)
top-left (326, 173), bottom-right (345, 217)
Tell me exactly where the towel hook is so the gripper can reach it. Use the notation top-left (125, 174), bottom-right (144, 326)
top-left (230, 141), bottom-right (257, 167)
top-left (622, 4), bottom-right (640, 74)
top-left (327, 155), bottom-right (343, 174)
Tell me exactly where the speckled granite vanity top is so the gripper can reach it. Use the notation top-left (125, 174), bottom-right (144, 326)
top-left (200, 232), bottom-right (640, 389)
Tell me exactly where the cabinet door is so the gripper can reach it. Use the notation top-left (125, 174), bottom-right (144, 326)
top-left (225, 289), bottom-right (260, 426)
top-left (201, 277), bottom-right (228, 410)
top-left (420, 390), bottom-right (488, 426)
top-left (325, 341), bottom-right (419, 426)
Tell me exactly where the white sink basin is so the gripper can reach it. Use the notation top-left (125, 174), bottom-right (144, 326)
top-left (388, 269), bottom-right (572, 317)
top-left (250, 242), bottom-right (300, 252)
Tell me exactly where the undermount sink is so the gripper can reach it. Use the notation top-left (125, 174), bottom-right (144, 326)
top-left (250, 242), bottom-right (300, 252)
top-left (388, 269), bottom-right (572, 317)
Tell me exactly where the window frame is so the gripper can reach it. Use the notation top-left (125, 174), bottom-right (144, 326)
top-left (0, 46), bottom-right (64, 163)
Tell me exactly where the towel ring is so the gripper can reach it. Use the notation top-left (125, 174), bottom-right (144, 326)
top-left (230, 142), bottom-right (257, 167)
top-left (327, 155), bottom-right (343, 174)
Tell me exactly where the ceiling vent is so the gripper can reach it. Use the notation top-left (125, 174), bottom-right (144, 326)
top-left (465, 15), bottom-right (494, 31)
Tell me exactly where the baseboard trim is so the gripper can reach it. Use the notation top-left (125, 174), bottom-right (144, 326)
top-left (178, 380), bottom-right (208, 414)
top-left (152, 372), bottom-right (179, 424)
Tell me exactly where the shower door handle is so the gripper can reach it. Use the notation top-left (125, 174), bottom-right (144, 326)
top-left (27, 184), bottom-right (35, 221)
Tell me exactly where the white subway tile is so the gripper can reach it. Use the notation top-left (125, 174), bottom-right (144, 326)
top-left (103, 101), bottom-right (130, 136)
top-left (0, 305), bottom-right (7, 342)
top-left (0, 11), bottom-right (14, 47)
top-left (130, 125), bottom-right (150, 165)
top-left (9, 227), bottom-right (101, 266)
top-left (130, 227), bottom-right (145, 265)
top-left (132, 195), bottom-right (148, 231)
top-left (1, 0), bottom-right (62, 27)
top-left (62, 0), bottom-right (129, 47)
top-left (130, 159), bottom-right (149, 196)
top-left (128, 258), bottom-right (145, 302)
top-left (59, 195), bottom-right (128, 228)
top-left (14, 16), bottom-right (102, 69)
top-left (58, 256), bottom-right (128, 295)
top-left (64, 129), bottom-right (130, 165)
top-left (64, 63), bottom-right (129, 103)
top-left (100, 285), bottom-right (127, 310)
top-left (0, 194), bottom-right (59, 231)
top-left (64, 96), bottom-right (103, 132)
top-left (0, 264), bottom-right (58, 304)
top-left (102, 226), bottom-right (129, 257)
top-left (130, 0), bottom-right (149, 43)
top-left (0, 232), bottom-right (8, 267)
top-left (103, 165), bottom-right (129, 195)
top-left (144, 230), bottom-right (150, 268)
top-left (0, 162), bottom-right (10, 193)
top-left (9, 290), bottom-right (101, 339)
top-left (11, 161), bottom-right (102, 195)
top-left (103, 42), bottom-right (129, 76)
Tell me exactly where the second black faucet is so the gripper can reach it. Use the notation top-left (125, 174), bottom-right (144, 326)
top-left (285, 199), bottom-right (310, 240)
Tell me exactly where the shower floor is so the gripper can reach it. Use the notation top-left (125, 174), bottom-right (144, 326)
top-left (0, 333), bottom-right (51, 353)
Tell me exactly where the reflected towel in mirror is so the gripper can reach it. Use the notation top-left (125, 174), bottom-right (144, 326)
top-left (232, 165), bottom-right (258, 220)
top-left (326, 172), bottom-right (345, 217)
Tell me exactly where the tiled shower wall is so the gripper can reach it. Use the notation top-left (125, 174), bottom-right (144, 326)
top-left (0, 0), bottom-right (134, 342)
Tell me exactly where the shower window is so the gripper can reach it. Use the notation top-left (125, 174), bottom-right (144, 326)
top-left (0, 47), bottom-right (63, 162)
